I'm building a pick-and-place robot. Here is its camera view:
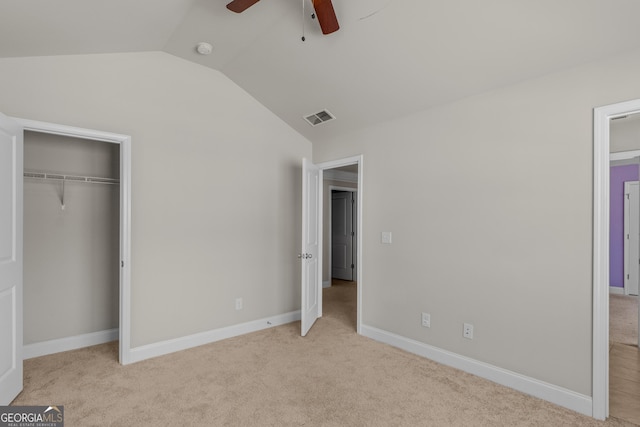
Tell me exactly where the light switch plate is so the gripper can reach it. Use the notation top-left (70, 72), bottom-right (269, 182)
top-left (421, 312), bottom-right (431, 328)
top-left (381, 231), bottom-right (392, 244)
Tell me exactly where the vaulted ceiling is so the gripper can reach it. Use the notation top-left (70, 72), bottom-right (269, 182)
top-left (2, 0), bottom-right (640, 144)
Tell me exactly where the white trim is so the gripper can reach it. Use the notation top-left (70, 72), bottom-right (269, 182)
top-left (593, 98), bottom-right (640, 420)
top-left (327, 185), bottom-right (358, 285)
top-left (609, 286), bottom-right (625, 295)
top-left (23, 328), bottom-right (118, 359)
top-left (128, 311), bottom-right (300, 364)
top-left (361, 325), bottom-right (593, 417)
top-left (610, 158), bottom-right (640, 167)
top-left (610, 150), bottom-right (640, 161)
top-left (14, 118), bottom-right (133, 365)
top-left (318, 168), bottom-right (324, 318)
top-left (316, 155), bottom-right (363, 335)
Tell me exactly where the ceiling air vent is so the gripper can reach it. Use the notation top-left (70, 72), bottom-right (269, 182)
top-left (304, 110), bottom-right (336, 126)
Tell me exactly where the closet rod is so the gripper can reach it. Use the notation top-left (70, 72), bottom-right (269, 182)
top-left (24, 170), bottom-right (119, 185)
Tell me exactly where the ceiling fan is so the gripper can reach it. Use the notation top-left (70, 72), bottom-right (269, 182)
top-left (226, 0), bottom-right (339, 35)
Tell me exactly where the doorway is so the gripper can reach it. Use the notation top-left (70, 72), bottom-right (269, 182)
top-left (15, 118), bottom-right (132, 364)
top-left (321, 160), bottom-right (361, 333)
top-left (609, 164), bottom-right (640, 424)
top-left (593, 99), bottom-right (640, 420)
top-left (326, 175), bottom-right (358, 331)
top-left (301, 155), bottom-right (363, 336)
top-left (23, 131), bottom-right (119, 359)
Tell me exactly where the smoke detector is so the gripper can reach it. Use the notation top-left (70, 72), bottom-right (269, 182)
top-left (196, 42), bottom-right (213, 55)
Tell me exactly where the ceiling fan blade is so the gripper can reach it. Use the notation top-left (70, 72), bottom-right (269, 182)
top-left (226, 0), bottom-right (260, 13)
top-left (312, 0), bottom-right (339, 34)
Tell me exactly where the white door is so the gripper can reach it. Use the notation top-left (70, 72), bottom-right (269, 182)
top-left (332, 191), bottom-right (354, 281)
top-left (0, 113), bottom-right (23, 404)
top-left (624, 181), bottom-right (639, 296)
top-left (301, 158), bottom-right (321, 336)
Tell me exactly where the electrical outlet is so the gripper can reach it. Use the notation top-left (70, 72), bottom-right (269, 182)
top-left (421, 312), bottom-right (431, 328)
top-left (463, 323), bottom-right (474, 339)
top-left (235, 298), bottom-right (243, 310)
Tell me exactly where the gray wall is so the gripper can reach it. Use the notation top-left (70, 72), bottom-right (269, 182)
top-left (6, 46), bottom-right (640, 399)
top-left (314, 47), bottom-right (640, 396)
top-left (0, 52), bottom-right (312, 348)
top-left (23, 132), bottom-right (119, 344)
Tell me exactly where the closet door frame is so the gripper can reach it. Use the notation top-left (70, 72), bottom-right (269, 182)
top-left (15, 117), bottom-right (132, 365)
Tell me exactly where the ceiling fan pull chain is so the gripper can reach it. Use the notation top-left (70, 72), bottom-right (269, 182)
top-left (301, 0), bottom-right (306, 41)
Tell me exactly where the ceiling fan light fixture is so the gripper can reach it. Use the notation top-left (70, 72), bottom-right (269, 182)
top-left (196, 42), bottom-right (213, 55)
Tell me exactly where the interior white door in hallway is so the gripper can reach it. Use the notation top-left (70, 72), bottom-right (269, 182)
top-left (0, 113), bottom-right (23, 404)
top-left (301, 158), bottom-right (321, 336)
top-left (332, 190), bottom-right (355, 281)
top-left (624, 181), bottom-right (639, 296)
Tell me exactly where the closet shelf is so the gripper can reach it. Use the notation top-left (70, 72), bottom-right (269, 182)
top-left (24, 170), bottom-right (119, 185)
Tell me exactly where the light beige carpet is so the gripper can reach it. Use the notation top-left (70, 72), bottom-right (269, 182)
top-left (12, 282), bottom-right (636, 426)
top-left (610, 294), bottom-right (639, 346)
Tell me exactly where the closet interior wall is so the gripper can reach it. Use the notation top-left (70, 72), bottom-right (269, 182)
top-left (23, 131), bottom-right (119, 345)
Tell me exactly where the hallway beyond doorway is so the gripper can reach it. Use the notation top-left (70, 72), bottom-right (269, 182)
top-left (323, 279), bottom-right (357, 331)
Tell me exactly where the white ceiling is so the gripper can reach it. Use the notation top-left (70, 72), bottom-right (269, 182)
top-left (2, 0), bottom-right (640, 144)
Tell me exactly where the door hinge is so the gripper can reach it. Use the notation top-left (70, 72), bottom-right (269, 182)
top-left (121, 261), bottom-right (124, 268)
top-left (628, 274), bottom-right (630, 279)
top-left (351, 231), bottom-right (355, 236)
top-left (351, 264), bottom-right (354, 269)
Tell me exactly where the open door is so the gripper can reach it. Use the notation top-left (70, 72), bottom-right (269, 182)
top-left (624, 181), bottom-right (640, 295)
top-left (0, 113), bottom-right (23, 404)
top-left (301, 158), bottom-right (321, 336)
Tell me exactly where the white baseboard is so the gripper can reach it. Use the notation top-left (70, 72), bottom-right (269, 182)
top-left (323, 280), bottom-right (331, 288)
top-left (24, 328), bottom-right (119, 359)
top-left (360, 325), bottom-right (592, 417)
top-left (128, 311), bottom-right (301, 364)
top-left (609, 286), bottom-right (625, 295)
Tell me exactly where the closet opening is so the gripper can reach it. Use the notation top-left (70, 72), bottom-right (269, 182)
top-left (16, 118), bottom-right (132, 365)
top-left (23, 131), bottom-right (119, 359)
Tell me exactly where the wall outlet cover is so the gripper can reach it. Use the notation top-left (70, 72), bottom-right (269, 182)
top-left (463, 322), bottom-right (473, 339)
